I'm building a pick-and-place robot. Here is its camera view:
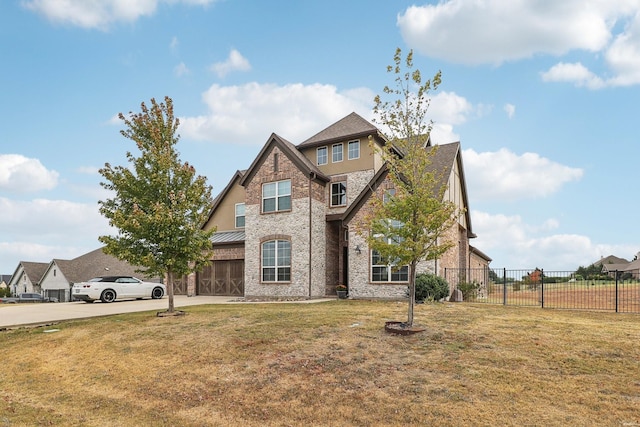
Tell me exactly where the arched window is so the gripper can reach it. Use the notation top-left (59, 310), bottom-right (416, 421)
top-left (262, 240), bottom-right (291, 282)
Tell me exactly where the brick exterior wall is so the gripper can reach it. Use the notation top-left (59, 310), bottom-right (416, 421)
top-left (243, 146), bottom-right (326, 299)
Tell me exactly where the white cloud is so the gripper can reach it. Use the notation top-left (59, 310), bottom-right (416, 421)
top-left (540, 62), bottom-right (606, 89)
top-left (398, 1), bottom-right (640, 88)
top-left (398, 0), bottom-right (615, 65)
top-left (462, 148), bottom-right (584, 201)
top-left (210, 49), bottom-right (251, 78)
top-left (0, 154), bottom-right (59, 192)
top-left (471, 210), bottom-right (638, 270)
top-left (0, 196), bottom-right (113, 271)
top-left (504, 103), bottom-right (516, 119)
top-left (170, 36), bottom-right (179, 52)
top-left (174, 62), bottom-right (190, 77)
top-left (24, 0), bottom-right (218, 30)
top-left (179, 82), bottom-right (375, 145)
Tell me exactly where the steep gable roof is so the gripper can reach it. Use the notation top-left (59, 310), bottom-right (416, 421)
top-left (341, 141), bottom-right (475, 237)
top-left (298, 112), bottom-right (386, 148)
top-left (592, 255), bottom-right (629, 266)
top-left (19, 262), bottom-right (48, 285)
top-left (240, 133), bottom-right (330, 187)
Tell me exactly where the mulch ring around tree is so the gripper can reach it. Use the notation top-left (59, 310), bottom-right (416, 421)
top-left (384, 321), bottom-right (426, 335)
top-left (157, 310), bottom-right (186, 318)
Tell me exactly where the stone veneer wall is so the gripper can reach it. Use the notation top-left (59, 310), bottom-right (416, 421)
top-left (243, 146), bottom-right (327, 298)
top-left (326, 169), bottom-right (375, 215)
top-left (346, 176), bottom-right (436, 299)
top-left (244, 197), bottom-right (326, 298)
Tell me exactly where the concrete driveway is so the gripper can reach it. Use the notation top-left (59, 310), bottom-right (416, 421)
top-left (0, 296), bottom-right (240, 329)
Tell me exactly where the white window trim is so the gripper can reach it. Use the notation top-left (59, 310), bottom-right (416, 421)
top-left (262, 180), bottom-right (292, 213)
top-left (261, 239), bottom-right (291, 283)
top-left (348, 140), bottom-right (360, 160)
top-left (317, 146), bottom-right (328, 165)
top-left (235, 203), bottom-right (245, 228)
top-left (332, 143), bottom-right (343, 163)
top-left (371, 247), bottom-right (409, 283)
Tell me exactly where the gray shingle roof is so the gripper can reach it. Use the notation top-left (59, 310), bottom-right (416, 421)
top-left (53, 248), bottom-right (158, 283)
top-left (21, 262), bottom-right (49, 285)
top-left (298, 112), bottom-right (383, 148)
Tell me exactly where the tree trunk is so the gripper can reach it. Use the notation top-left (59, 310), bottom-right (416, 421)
top-left (166, 268), bottom-right (175, 313)
top-left (407, 262), bottom-right (417, 326)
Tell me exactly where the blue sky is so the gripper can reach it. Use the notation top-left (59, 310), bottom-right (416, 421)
top-left (1, 0), bottom-right (639, 274)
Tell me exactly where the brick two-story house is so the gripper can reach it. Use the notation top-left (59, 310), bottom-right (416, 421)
top-left (180, 112), bottom-right (485, 299)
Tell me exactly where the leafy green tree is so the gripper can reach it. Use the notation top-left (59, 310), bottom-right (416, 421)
top-left (365, 48), bottom-right (462, 327)
top-left (98, 96), bottom-right (215, 313)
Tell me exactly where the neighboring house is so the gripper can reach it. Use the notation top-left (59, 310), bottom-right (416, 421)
top-left (39, 247), bottom-right (161, 302)
top-left (185, 112), bottom-right (485, 299)
top-left (598, 253), bottom-right (640, 279)
top-left (8, 262), bottom-right (48, 296)
top-left (0, 275), bottom-right (11, 292)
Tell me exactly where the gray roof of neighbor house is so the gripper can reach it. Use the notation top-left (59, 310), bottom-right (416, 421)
top-left (592, 255), bottom-right (630, 266)
top-left (19, 262), bottom-right (49, 285)
top-left (0, 274), bottom-right (12, 284)
top-left (49, 248), bottom-right (159, 284)
top-left (298, 112), bottom-right (386, 148)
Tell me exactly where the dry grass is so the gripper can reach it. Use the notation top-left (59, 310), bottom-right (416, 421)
top-left (1, 301), bottom-right (639, 426)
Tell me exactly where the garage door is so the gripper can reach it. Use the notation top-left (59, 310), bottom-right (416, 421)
top-left (197, 260), bottom-right (244, 296)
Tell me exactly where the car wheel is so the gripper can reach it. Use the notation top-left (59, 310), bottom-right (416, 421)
top-left (101, 289), bottom-right (116, 303)
top-left (151, 287), bottom-right (164, 299)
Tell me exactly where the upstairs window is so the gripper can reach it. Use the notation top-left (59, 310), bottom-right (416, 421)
top-left (262, 180), bottom-right (291, 213)
top-left (331, 182), bottom-right (347, 207)
top-left (317, 147), bottom-right (328, 165)
top-left (262, 240), bottom-right (291, 282)
top-left (348, 140), bottom-right (360, 160)
top-left (235, 203), bottom-right (245, 228)
top-left (332, 143), bottom-right (343, 163)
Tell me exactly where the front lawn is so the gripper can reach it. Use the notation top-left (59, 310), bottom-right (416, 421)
top-left (1, 301), bottom-right (638, 426)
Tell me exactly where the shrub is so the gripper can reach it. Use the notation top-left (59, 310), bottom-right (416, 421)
top-left (458, 281), bottom-right (481, 301)
top-left (414, 273), bottom-right (449, 302)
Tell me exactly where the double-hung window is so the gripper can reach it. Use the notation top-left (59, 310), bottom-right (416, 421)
top-left (262, 240), bottom-right (291, 282)
top-left (262, 180), bottom-right (291, 213)
top-left (371, 219), bottom-right (408, 282)
top-left (235, 203), bottom-right (245, 228)
top-left (348, 140), bottom-right (360, 160)
top-left (317, 147), bottom-right (328, 165)
top-left (332, 143), bottom-right (343, 163)
top-left (331, 182), bottom-right (347, 206)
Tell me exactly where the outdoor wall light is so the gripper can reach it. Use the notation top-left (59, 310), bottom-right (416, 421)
top-left (355, 245), bottom-right (362, 255)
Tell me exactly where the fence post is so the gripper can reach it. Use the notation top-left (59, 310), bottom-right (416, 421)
top-left (541, 268), bottom-right (545, 309)
top-left (503, 268), bottom-right (507, 305)
top-left (615, 270), bottom-right (619, 313)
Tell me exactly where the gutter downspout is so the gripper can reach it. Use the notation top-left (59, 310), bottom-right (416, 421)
top-left (308, 173), bottom-right (315, 298)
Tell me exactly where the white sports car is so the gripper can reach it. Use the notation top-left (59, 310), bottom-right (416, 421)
top-left (72, 276), bottom-right (165, 303)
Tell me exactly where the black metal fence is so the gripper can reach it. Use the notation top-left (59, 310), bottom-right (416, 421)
top-left (444, 268), bottom-right (640, 313)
